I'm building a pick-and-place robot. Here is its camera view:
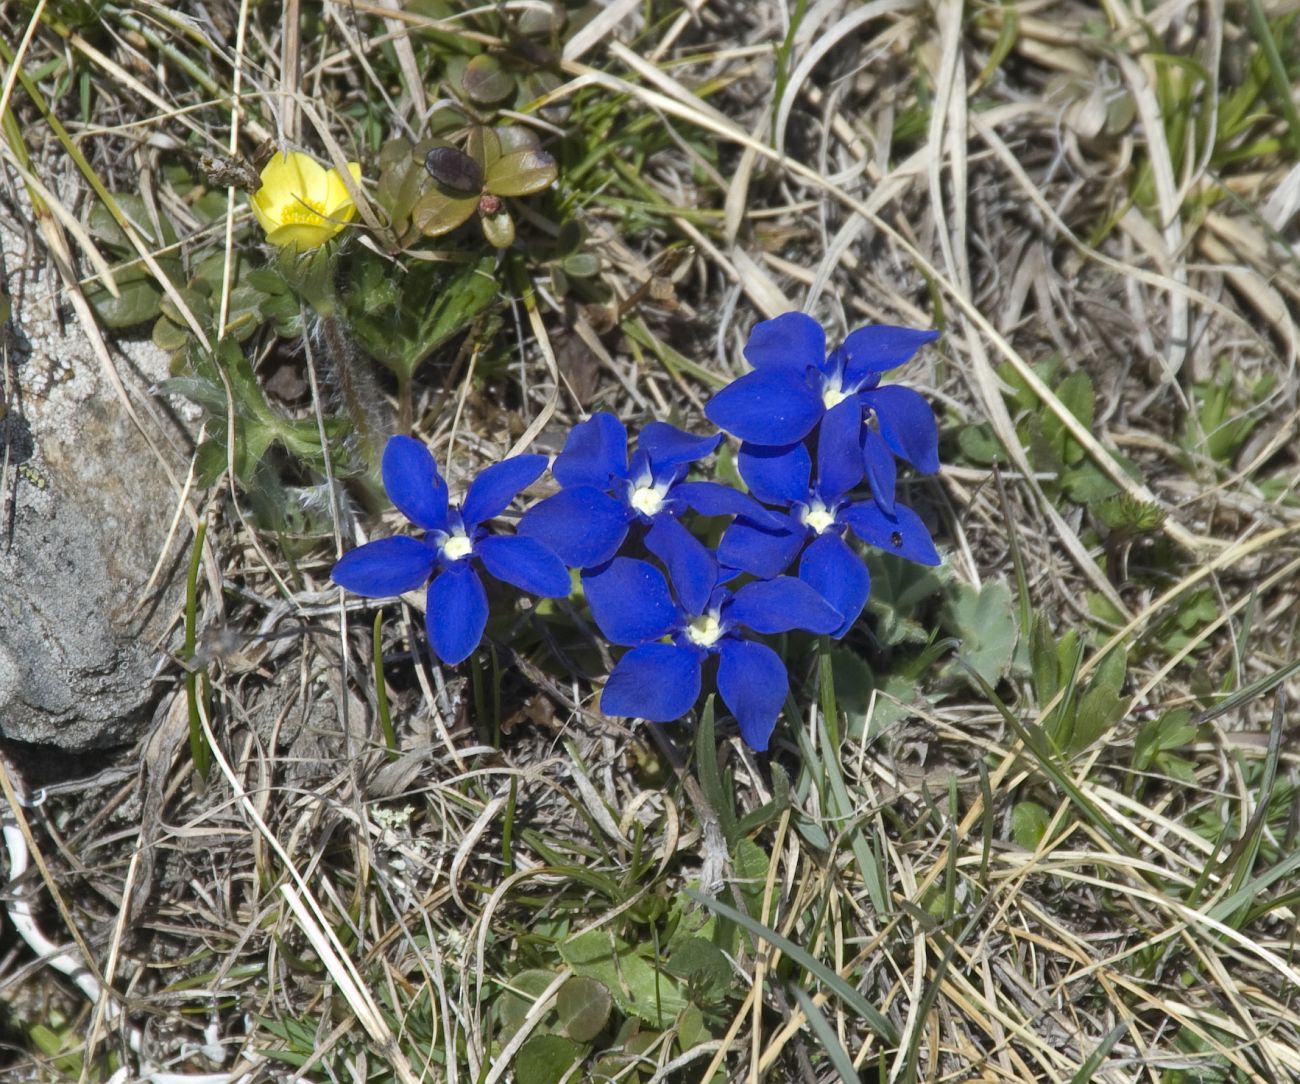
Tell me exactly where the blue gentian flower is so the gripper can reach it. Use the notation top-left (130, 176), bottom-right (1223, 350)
top-left (719, 441), bottom-right (940, 636)
top-left (331, 435), bottom-right (571, 666)
top-left (517, 412), bottom-right (773, 573)
top-left (704, 312), bottom-right (940, 512)
top-left (586, 544), bottom-right (842, 751)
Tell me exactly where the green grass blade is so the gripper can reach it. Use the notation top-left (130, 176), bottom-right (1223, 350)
top-left (791, 984), bottom-right (860, 1084)
top-left (686, 888), bottom-right (898, 1045)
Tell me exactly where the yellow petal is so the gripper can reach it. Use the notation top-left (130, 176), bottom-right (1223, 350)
top-left (265, 221), bottom-right (338, 250)
top-left (322, 162), bottom-right (362, 217)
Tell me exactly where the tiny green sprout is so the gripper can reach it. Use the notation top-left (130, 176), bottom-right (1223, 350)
top-left (410, 125), bottom-right (557, 248)
top-left (1097, 493), bottom-right (1167, 535)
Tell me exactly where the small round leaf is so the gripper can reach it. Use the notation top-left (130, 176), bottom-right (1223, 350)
top-left (411, 189), bottom-right (479, 237)
top-left (462, 54), bottom-right (514, 104)
top-left (424, 145), bottom-right (484, 193)
top-left (480, 207), bottom-right (516, 248)
top-left (485, 148), bottom-right (557, 197)
top-left (557, 977), bottom-right (612, 1042)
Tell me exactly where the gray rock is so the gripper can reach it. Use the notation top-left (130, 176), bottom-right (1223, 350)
top-left (1, 310), bottom-right (184, 752)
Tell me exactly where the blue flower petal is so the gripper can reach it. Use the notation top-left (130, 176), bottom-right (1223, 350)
top-left (331, 536), bottom-right (437, 597)
top-left (862, 424), bottom-right (897, 513)
top-left (476, 534), bottom-right (572, 598)
top-left (583, 557), bottom-right (681, 645)
top-left (716, 639), bottom-right (787, 752)
top-left (382, 435), bottom-right (449, 531)
top-left (671, 480), bottom-right (778, 526)
top-left (553, 412), bottom-right (629, 489)
top-left (645, 515), bottom-right (717, 617)
top-left (725, 576), bottom-right (842, 635)
top-left (717, 514), bottom-right (807, 579)
top-left (799, 533), bottom-right (869, 638)
top-left (841, 500), bottom-right (941, 565)
top-left (516, 486), bottom-right (630, 568)
top-left (461, 454), bottom-right (547, 529)
top-left (705, 369), bottom-right (823, 445)
top-left (742, 311), bottom-right (826, 374)
top-left (638, 422), bottom-right (721, 474)
top-left (601, 643), bottom-right (702, 722)
top-left (426, 563), bottom-right (489, 665)
top-left (816, 397), bottom-right (865, 500)
top-left (840, 326), bottom-right (939, 386)
top-left (864, 385), bottom-right (940, 475)
top-left (737, 442), bottom-right (811, 505)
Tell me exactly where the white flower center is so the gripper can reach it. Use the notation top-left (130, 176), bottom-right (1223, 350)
top-left (442, 534), bottom-right (473, 562)
top-left (821, 378), bottom-right (850, 410)
top-left (629, 484), bottom-right (665, 517)
top-left (686, 614), bottom-right (724, 648)
top-left (802, 501), bottom-right (836, 535)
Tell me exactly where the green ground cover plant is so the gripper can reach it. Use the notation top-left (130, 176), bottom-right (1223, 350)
top-left (1, 1), bottom-right (1299, 1082)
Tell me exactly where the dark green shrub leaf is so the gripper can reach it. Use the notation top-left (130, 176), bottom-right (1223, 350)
top-left (411, 189), bottom-right (478, 237)
top-left (481, 207), bottom-right (516, 247)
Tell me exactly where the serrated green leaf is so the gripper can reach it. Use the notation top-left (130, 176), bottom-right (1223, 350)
top-left (1061, 462), bottom-right (1118, 503)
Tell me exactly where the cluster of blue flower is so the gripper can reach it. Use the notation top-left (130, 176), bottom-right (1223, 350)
top-left (332, 312), bottom-right (942, 751)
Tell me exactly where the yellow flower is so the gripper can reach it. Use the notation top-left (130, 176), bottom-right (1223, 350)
top-left (250, 150), bottom-right (362, 250)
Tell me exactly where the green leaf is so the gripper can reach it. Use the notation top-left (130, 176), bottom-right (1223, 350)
top-left (556, 976), bottom-right (611, 1042)
top-left (515, 1034), bottom-right (584, 1084)
top-left (411, 187), bottom-right (478, 237)
top-left (1012, 800), bottom-right (1051, 850)
top-left (693, 697), bottom-right (738, 846)
top-left (560, 931), bottom-right (688, 1026)
top-left (1061, 462), bottom-right (1118, 503)
top-left (1070, 683), bottom-right (1128, 752)
top-left (86, 268), bottom-right (164, 328)
top-left (481, 207), bottom-right (516, 248)
top-left (344, 256), bottom-right (498, 383)
top-left (498, 969), bottom-right (561, 1034)
top-left (152, 313), bottom-right (189, 353)
top-left (666, 938), bottom-right (732, 1002)
top-left (461, 54), bottom-right (514, 104)
top-left (561, 252), bottom-right (601, 278)
top-left (731, 838), bottom-right (770, 924)
top-left (943, 581), bottom-right (1018, 687)
top-left (957, 421), bottom-right (1001, 465)
top-left (486, 148), bottom-right (558, 197)
top-left (687, 889), bottom-right (898, 1044)
top-left (676, 1002), bottom-right (708, 1052)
